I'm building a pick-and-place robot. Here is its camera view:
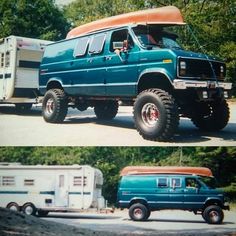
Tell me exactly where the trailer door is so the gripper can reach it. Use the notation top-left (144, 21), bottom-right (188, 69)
top-left (55, 174), bottom-right (69, 207)
top-left (0, 37), bottom-right (15, 101)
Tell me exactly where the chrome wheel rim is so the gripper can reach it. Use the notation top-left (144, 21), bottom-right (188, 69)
top-left (9, 205), bottom-right (18, 211)
top-left (209, 210), bottom-right (220, 223)
top-left (141, 103), bottom-right (159, 127)
top-left (134, 208), bottom-right (143, 220)
top-left (45, 98), bottom-right (55, 114)
top-left (25, 206), bottom-right (33, 215)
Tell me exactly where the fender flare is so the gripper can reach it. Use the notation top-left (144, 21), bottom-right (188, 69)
top-left (136, 68), bottom-right (174, 93)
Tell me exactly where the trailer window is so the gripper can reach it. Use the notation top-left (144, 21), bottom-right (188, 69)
top-left (88, 34), bottom-right (106, 54)
top-left (0, 53), bottom-right (4, 68)
top-left (157, 178), bottom-right (168, 188)
top-left (24, 179), bottom-right (35, 186)
top-left (2, 176), bottom-right (15, 186)
top-left (59, 175), bottom-right (64, 188)
top-left (73, 176), bottom-right (87, 186)
top-left (74, 37), bottom-right (90, 57)
top-left (5, 51), bottom-right (10, 67)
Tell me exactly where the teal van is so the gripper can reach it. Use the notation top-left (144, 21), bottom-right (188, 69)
top-left (39, 7), bottom-right (232, 141)
top-left (117, 170), bottom-right (229, 224)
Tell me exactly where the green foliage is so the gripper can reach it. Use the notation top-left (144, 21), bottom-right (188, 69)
top-left (1, 147), bottom-right (236, 203)
top-left (221, 183), bottom-right (236, 200)
top-left (0, 0), bottom-right (70, 40)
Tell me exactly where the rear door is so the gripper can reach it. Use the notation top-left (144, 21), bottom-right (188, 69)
top-left (0, 37), bottom-right (14, 101)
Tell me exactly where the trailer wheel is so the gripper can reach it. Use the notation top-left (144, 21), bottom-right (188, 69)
top-left (203, 205), bottom-right (224, 224)
top-left (129, 203), bottom-right (149, 221)
top-left (6, 202), bottom-right (20, 212)
top-left (38, 210), bottom-right (49, 217)
top-left (22, 203), bottom-right (37, 216)
top-left (42, 89), bottom-right (68, 123)
top-left (94, 101), bottom-right (119, 120)
top-left (133, 89), bottom-right (179, 141)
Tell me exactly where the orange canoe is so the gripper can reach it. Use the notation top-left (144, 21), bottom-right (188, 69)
top-left (120, 166), bottom-right (213, 177)
top-left (66, 6), bottom-right (185, 39)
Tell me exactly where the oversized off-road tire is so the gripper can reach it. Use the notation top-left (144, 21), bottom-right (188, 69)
top-left (129, 203), bottom-right (149, 221)
top-left (22, 203), bottom-right (37, 216)
top-left (6, 202), bottom-right (20, 212)
top-left (133, 89), bottom-right (179, 141)
top-left (94, 101), bottom-right (119, 120)
top-left (42, 89), bottom-right (68, 123)
top-left (203, 205), bottom-right (224, 224)
top-left (191, 100), bottom-right (229, 131)
top-left (15, 103), bottom-right (32, 112)
top-left (37, 210), bottom-right (49, 217)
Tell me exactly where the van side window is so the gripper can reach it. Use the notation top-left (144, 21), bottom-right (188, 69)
top-left (89, 34), bottom-right (106, 54)
top-left (171, 178), bottom-right (181, 188)
top-left (186, 178), bottom-right (199, 188)
top-left (110, 29), bottom-right (134, 52)
top-left (74, 37), bottom-right (90, 57)
top-left (157, 178), bottom-right (168, 187)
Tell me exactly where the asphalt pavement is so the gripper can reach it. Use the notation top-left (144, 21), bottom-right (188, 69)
top-left (0, 103), bottom-right (235, 146)
top-left (44, 209), bottom-right (236, 235)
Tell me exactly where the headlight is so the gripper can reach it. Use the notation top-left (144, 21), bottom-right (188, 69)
top-left (220, 66), bottom-right (224, 73)
top-left (179, 61), bottom-right (186, 76)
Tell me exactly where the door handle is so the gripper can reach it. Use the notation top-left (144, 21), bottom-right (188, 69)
top-left (105, 56), bottom-right (112, 61)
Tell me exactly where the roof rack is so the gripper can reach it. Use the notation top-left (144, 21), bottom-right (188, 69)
top-left (120, 166), bottom-right (213, 177)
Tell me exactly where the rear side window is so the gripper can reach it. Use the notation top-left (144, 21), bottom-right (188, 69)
top-left (157, 178), bottom-right (168, 187)
top-left (171, 178), bottom-right (181, 188)
top-left (74, 37), bottom-right (90, 57)
top-left (89, 34), bottom-right (106, 54)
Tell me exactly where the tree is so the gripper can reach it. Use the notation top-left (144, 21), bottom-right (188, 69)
top-left (0, 0), bottom-right (70, 40)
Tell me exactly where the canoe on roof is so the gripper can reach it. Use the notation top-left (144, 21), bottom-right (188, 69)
top-left (66, 6), bottom-right (185, 39)
top-left (120, 166), bottom-right (213, 177)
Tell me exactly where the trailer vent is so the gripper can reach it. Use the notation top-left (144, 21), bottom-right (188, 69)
top-left (2, 176), bottom-right (15, 186)
top-left (73, 176), bottom-right (87, 186)
top-left (24, 179), bottom-right (35, 186)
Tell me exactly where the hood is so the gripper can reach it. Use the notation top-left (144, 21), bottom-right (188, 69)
top-left (171, 49), bottom-right (222, 62)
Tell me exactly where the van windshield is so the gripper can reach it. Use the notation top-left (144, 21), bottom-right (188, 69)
top-left (199, 176), bottom-right (217, 189)
top-left (132, 25), bottom-right (182, 50)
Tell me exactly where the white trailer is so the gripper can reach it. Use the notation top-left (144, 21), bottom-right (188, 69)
top-left (0, 36), bottom-right (52, 110)
top-left (0, 163), bottom-right (105, 216)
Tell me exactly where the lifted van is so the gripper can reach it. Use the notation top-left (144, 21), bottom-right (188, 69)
top-left (117, 166), bottom-right (229, 224)
top-left (39, 6), bottom-right (232, 141)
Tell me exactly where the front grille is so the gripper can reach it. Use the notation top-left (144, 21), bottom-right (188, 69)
top-left (178, 57), bottom-right (226, 80)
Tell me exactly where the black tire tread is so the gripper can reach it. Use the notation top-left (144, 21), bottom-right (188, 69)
top-left (42, 89), bottom-right (68, 123)
top-left (133, 88), bottom-right (179, 141)
top-left (191, 100), bottom-right (229, 131)
top-left (94, 101), bottom-right (119, 120)
top-left (203, 205), bottom-right (224, 224)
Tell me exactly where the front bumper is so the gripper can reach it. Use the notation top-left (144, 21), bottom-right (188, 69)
top-left (173, 79), bottom-right (232, 90)
top-left (223, 202), bottom-right (230, 211)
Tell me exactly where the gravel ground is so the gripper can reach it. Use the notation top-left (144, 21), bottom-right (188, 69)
top-left (1, 208), bottom-right (236, 236)
top-left (0, 208), bottom-right (115, 236)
